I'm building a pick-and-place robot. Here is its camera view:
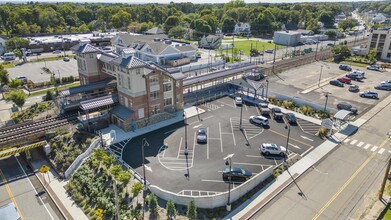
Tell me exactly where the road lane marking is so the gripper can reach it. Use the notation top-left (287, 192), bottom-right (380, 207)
top-left (344, 138), bottom-right (350, 143)
top-left (364, 144), bottom-right (371, 149)
top-left (207, 127), bottom-right (209, 160)
top-left (202, 116), bottom-right (214, 121)
top-left (357, 142), bottom-right (364, 147)
top-left (312, 137), bottom-right (390, 220)
top-left (350, 140), bottom-right (358, 145)
top-left (177, 137), bottom-right (182, 158)
top-left (219, 122), bottom-right (223, 152)
top-left (371, 146), bottom-right (378, 152)
top-left (233, 162), bottom-right (266, 166)
top-left (230, 118), bottom-right (236, 146)
top-left (256, 106), bottom-right (260, 115)
top-left (300, 135), bottom-right (314, 141)
top-left (300, 146), bottom-right (314, 157)
top-left (193, 124), bottom-right (203, 129)
top-left (0, 167), bottom-right (25, 220)
top-left (378, 149), bottom-right (385, 154)
top-left (289, 143), bottom-right (301, 149)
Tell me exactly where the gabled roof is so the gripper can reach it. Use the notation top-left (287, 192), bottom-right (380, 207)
top-left (146, 42), bottom-right (170, 55)
top-left (145, 27), bottom-right (166, 35)
top-left (111, 55), bottom-right (150, 69)
top-left (71, 43), bottom-right (101, 54)
top-left (60, 77), bottom-right (116, 96)
top-left (176, 45), bottom-right (196, 52)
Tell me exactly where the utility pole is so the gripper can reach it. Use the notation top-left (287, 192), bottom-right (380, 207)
top-left (232, 34), bottom-right (235, 62)
top-left (250, 43), bottom-right (253, 64)
top-left (379, 132), bottom-right (391, 200)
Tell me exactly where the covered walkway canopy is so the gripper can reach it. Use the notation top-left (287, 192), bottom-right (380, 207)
top-left (334, 110), bottom-right (352, 121)
top-left (80, 94), bottom-right (118, 111)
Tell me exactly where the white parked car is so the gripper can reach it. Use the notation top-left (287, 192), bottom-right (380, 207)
top-left (249, 115), bottom-right (269, 126)
top-left (366, 65), bottom-right (380, 71)
top-left (260, 143), bottom-right (287, 156)
top-left (235, 97), bottom-right (243, 105)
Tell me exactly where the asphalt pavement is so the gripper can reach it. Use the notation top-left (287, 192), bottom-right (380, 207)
top-left (0, 155), bottom-right (64, 220)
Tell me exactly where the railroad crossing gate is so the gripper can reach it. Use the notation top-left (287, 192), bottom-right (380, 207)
top-left (0, 141), bottom-right (47, 159)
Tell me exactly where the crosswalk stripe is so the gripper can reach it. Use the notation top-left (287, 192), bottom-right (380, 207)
top-left (344, 138), bottom-right (350, 143)
top-left (371, 146), bottom-right (378, 152)
top-left (350, 140), bottom-right (358, 145)
top-left (378, 149), bottom-right (385, 154)
top-left (357, 142), bottom-right (364, 147)
top-left (364, 144), bottom-right (371, 149)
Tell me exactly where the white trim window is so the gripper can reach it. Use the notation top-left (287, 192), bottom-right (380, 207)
top-left (164, 98), bottom-right (172, 106)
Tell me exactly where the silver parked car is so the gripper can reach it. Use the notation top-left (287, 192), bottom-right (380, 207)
top-left (359, 91), bottom-right (378, 99)
top-left (196, 128), bottom-right (207, 144)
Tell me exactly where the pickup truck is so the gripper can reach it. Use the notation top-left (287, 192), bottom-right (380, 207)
top-left (259, 103), bottom-right (270, 115)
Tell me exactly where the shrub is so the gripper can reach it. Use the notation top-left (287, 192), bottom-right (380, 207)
top-left (316, 127), bottom-right (329, 138)
top-left (300, 105), bottom-right (315, 116)
top-left (269, 96), bottom-right (277, 105)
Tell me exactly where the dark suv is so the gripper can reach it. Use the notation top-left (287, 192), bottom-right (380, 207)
top-left (271, 107), bottom-right (283, 120)
top-left (337, 102), bottom-right (358, 114)
top-left (339, 64), bottom-right (352, 71)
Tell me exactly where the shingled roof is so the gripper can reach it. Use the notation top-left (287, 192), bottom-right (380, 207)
top-left (71, 43), bottom-right (101, 54)
top-left (145, 27), bottom-right (166, 35)
top-left (111, 33), bottom-right (168, 46)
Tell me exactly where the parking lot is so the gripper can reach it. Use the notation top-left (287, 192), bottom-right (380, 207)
top-left (122, 96), bottom-right (323, 194)
top-left (268, 61), bottom-right (391, 115)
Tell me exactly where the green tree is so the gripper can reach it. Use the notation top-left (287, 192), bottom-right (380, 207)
top-left (338, 18), bottom-right (358, 31)
top-left (168, 26), bottom-right (185, 38)
top-left (367, 48), bottom-right (377, 62)
top-left (0, 65), bottom-right (10, 85)
top-left (44, 90), bottom-right (54, 101)
top-left (306, 18), bottom-right (320, 33)
top-left (325, 30), bottom-right (337, 40)
top-left (109, 164), bottom-right (122, 177)
top-left (318, 11), bottom-right (335, 28)
top-left (110, 10), bottom-right (132, 29)
top-left (102, 154), bottom-right (114, 168)
top-left (332, 45), bottom-right (351, 62)
top-left (166, 200), bottom-right (177, 220)
top-left (131, 182), bottom-right (143, 203)
top-left (6, 37), bottom-right (29, 51)
top-left (116, 171), bottom-right (132, 188)
top-left (16, 21), bottom-right (30, 35)
top-left (186, 200), bottom-right (197, 220)
top-left (164, 16), bottom-right (180, 32)
top-left (147, 193), bottom-right (158, 216)
top-left (221, 16), bottom-right (236, 33)
top-left (78, 24), bottom-right (90, 33)
top-left (7, 90), bottom-right (26, 109)
top-left (9, 78), bottom-right (21, 89)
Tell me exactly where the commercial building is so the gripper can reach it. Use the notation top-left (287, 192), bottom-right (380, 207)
top-left (273, 31), bottom-right (302, 46)
top-left (367, 28), bottom-right (391, 61)
top-left (111, 33), bottom-right (197, 66)
top-left (199, 35), bottom-right (223, 49)
top-left (59, 43), bottom-right (186, 132)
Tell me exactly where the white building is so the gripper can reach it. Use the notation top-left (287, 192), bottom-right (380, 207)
top-left (273, 31), bottom-right (302, 46)
top-left (234, 23), bottom-right (251, 36)
top-left (198, 35), bottom-right (223, 49)
top-left (367, 28), bottom-right (391, 61)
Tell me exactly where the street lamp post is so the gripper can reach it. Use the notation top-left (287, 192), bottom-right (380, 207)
top-left (141, 138), bottom-right (149, 189)
top-left (265, 79), bottom-right (269, 101)
top-left (318, 65), bottom-right (324, 87)
top-left (284, 120), bottom-right (291, 164)
top-left (183, 112), bottom-right (188, 156)
top-left (239, 83), bottom-right (243, 131)
top-left (224, 153), bottom-right (235, 211)
top-left (323, 93), bottom-right (330, 112)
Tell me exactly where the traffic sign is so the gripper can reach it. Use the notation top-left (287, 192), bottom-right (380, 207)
top-left (39, 165), bottom-right (50, 173)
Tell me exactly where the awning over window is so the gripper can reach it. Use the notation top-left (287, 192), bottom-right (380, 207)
top-left (80, 94), bottom-right (118, 111)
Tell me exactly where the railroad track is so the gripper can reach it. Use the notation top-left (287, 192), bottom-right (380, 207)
top-left (0, 113), bottom-right (78, 146)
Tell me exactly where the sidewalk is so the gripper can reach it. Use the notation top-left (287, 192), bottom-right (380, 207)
top-left (29, 150), bottom-right (88, 220)
top-left (225, 93), bottom-right (391, 219)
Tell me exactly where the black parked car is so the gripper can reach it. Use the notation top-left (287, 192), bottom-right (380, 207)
top-left (337, 102), bottom-right (358, 114)
top-left (330, 80), bottom-right (344, 87)
top-left (285, 113), bottom-right (297, 124)
top-left (271, 107), bottom-right (283, 120)
top-left (222, 167), bottom-right (252, 180)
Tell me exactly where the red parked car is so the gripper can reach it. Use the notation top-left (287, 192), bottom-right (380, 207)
top-left (337, 77), bottom-right (351, 84)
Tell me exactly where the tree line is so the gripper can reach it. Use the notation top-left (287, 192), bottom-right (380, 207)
top-left (0, 0), bottom-right (362, 40)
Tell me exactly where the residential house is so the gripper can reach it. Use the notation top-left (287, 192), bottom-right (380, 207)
top-left (335, 12), bottom-right (347, 23)
top-left (198, 35), bottom-right (223, 49)
top-left (234, 23), bottom-right (251, 36)
top-left (371, 13), bottom-right (387, 24)
top-left (111, 33), bottom-right (197, 66)
top-left (62, 43), bottom-right (186, 131)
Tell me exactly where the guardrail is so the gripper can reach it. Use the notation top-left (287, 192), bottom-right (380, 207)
top-left (150, 166), bottom-right (273, 209)
top-left (64, 138), bottom-right (100, 179)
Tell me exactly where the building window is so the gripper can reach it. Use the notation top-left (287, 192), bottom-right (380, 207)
top-left (127, 77), bottom-right (131, 90)
top-left (176, 81), bottom-right (180, 88)
top-left (118, 74), bottom-right (122, 86)
top-left (387, 53), bottom-right (391, 58)
top-left (149, 76), bottom-right (159, 86)
top-left (151, 104), bottom-right (160, 115)
top-left (163, 83), bottom-right (172, 92)
top-left (150, 91), bottom-right (160, 99)
top-left (136, 69), bottom-right (141, 75)
top-left (164, 98), bottom-right (172, 106)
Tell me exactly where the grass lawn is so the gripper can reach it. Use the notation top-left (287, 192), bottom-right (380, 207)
top-left (339, 61), bottom-right (368, 68)
top-left (29, 81), bottom-right (80, 97)
top-left (33, 54), bottom-right (75, 63)
top-left (2, 63), bottom-right (15, 68)
top-left (222, 40), bottom-right (286, 55)
top-left (384, 209), bottom-right (391, 220)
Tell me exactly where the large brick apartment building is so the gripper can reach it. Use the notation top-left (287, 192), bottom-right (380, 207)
top-left (62, 43), bottom-right (185, 131)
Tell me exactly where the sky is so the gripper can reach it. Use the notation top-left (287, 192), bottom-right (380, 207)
top-left (5, 0), bottom-right (383, 4)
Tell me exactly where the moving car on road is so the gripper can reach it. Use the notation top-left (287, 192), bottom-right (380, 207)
top-left (359, 91), bottom-right (378, 99)
top-left (271, 107), bottom-right (283, 120)
top-left (337, 102), bottom-right (358, 114)
top-left (260, 143), bottom-right (287, 156)
top-left (196, 128), bottom-right (207, 144)
top-left (249, 115), bottom-right (269, 126)
top-left (330, 80), bottom-right (344, 87)
top-left (222, 167), bottom-right (252, 180)
top-left (337, 77), bottom-right (351, 84)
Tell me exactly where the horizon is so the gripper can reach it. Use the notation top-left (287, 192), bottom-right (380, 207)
top-left (0, 0), bottom-right (383, 4)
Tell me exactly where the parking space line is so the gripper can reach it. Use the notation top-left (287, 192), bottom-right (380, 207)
top-left (244, 104), bottom-right (248, 111)
top-left (192, 132), bottom-right (196, 168)
top-left (246, 155), bottom-right (263, 158)
top-left (350, 140), bottom-right (358, 145)
top-left (202, 179), bottom-right (225, 183)
top-left (364, 144), bottom-right (371, 149)
top-left (177, 137), bottom-right (182, 158)
top-left (344, 138), bottom-right (351, 143)
top-left (159, 157), bottom-right (188, 161)
top-left (219, 122), bottom-right (223, 152)
top-left (230, 118), bottom-right (236, 146)
top-left (233, 162), bottom-right (266, 167)
top-left (268, 129), bottom-right (313, 147)
top-left (203, 116), bottom-right (214, 121)
top-left (274, 159), bottom-right (278, 166)
top-left (357, 142), bottom-right (364, 147)
top-left (256, 105), bottom-right (260, 115)
top-left (300, 146), bottom-right (314, 157)
top-left (217, 100), bottom-right (235, 108)
top-left (378, 149), bottom-right (385, 154)
top-left (207, 127), bottom-right (209, 160)
top-left (371, 146), bottom-right (378, 152)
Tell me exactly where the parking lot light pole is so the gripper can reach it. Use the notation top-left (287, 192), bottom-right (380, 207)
top-left (183, 112), bottom-right (188, 156)
top-left (265, 79), bottom-right (269, 102)
top-left (323, 93), bottom-right (330, 112)
top-left (141, 138), bottom-right (149, 189)
top-left (284, 120), bottom-right (291, 163)
top-left (224, 153), bottom-right (235, 211)
top-left (318, 65), bottom-right (324, 87)
top-left (239, 83), bottom-right (243, 131)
